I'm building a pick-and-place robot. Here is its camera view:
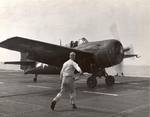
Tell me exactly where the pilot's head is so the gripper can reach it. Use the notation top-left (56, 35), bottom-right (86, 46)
top-left (69, 52), bottom-right (76, 60)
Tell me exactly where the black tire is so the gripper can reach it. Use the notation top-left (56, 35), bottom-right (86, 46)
top-left (87, 76), bottom-right (97, 88)
top-left (105, 76), bottom-right (115, 86)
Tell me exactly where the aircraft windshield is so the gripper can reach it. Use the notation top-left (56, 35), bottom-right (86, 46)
top-left (69, 37), bottom-right (88, 48)
top-left (78, 37), bottom-right (88, 45)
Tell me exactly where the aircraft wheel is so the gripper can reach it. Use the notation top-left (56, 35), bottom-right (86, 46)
top-left (87, 76), bottom-right (97, 88)
top-left (105, 76), bottom-right (115, 86)
top-left (33, 77), bottom-right (37, 82)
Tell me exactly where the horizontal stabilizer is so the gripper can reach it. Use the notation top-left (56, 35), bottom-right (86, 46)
top-left (4, 61), bottom-right (36, 65)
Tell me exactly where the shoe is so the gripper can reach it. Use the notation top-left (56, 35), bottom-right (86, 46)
top-left (51, 100), bottom-right (56, 110)
top-left (72, 104), bottom-right (77, 109)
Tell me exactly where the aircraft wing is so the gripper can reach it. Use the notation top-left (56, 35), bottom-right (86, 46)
top-left (0, 36), bottom-right (94, 67)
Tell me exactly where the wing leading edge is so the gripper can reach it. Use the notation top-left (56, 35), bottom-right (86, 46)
top-left (0, 37), bottom-right (94, 67)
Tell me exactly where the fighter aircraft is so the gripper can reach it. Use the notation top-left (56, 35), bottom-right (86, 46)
top-left (0, 37), bottom-right (139, 88)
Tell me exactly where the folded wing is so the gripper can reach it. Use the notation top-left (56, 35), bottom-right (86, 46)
top-left (0, 37), bottom-right (94, 67)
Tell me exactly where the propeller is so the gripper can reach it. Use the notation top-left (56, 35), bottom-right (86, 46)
top-left (124, 44), bottom-right (140, 58)
top-left (124, 44), bottom-right (133, 54)
top-left (110, 22), bottom-right (124, 76)
top-left (109, 9), bottom-right (141, 75)
top-left (110, 23), bottom-right (139, 76)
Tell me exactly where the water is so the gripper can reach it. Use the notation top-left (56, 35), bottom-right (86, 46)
top-left (0, 62), bottom-right (149, 77)
top-left (106, 65), bottom-right (150, 77)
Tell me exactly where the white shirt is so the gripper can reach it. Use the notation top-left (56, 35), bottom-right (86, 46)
top-left (61, 59), bottom-right (82, 77)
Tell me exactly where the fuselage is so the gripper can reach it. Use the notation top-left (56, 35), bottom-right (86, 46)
top-left (22, 39), bottom-right (124, 74)
top-left (75, 39), bottom-right (124, 68)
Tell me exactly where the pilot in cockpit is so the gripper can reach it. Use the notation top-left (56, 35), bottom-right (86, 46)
top-left (70, 37), bottom-right (88, 48)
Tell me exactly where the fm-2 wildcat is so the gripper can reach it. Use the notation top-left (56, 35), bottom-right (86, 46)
top-left (0, 37), bottom-right (139, 88)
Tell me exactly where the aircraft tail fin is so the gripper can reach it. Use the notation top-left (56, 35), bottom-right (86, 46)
top-left (4, 52), bottom-right (36, 71)
top-left (20, 52), bottom-right (36, 71)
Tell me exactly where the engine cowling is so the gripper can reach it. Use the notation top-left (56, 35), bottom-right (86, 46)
top-left (94, 40), bottom-right (124, 68)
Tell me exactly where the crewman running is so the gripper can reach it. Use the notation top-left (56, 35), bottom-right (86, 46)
top-left (50, 52), bottom-right (82, 110)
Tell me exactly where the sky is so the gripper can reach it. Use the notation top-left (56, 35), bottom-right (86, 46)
top-left (0, 0), bottom-right (149, 66)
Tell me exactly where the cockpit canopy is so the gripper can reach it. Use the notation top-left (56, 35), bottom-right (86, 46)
top-left (70, 37), bottom-right (88, 48)
top-left (78, 37), bottom-right (88, 45)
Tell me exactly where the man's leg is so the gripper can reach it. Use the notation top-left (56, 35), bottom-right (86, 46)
top-left (69, 91), bottom-right (76, 104)
top-left (53, 89), bottom-right (63, 102)
top-left (51, 89), bottom-right (64, 110)
top-left (69, 81), bottom-right (77, 109)
top-left (51, 78), bottom-right (65, 110)
top-left (70, 92), bottom-right (77, 109)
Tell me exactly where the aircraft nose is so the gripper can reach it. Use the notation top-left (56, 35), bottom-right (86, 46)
top-left (115, 41), bottom-right (123, 55)
top-left (114, 41), bottom-right (124, 63)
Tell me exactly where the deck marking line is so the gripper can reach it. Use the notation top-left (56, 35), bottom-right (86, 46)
top-left (27, 85), bottom-right (51, 89)
top-left (82, 91), bottom-right (119, 96)
top-left (0, 82), bottom-right (4, 84)
top-left (106, 104), bottom-right (150, 117)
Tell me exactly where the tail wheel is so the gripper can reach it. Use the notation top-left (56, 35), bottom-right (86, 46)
top-left (105, 76), bottom-right (115, 86)
top-left (33, 74), bottom-right (37, 82)
top-left (87, 76), bottom-right (97, 88)
top-left (33, 77), bottom-right (37, 82)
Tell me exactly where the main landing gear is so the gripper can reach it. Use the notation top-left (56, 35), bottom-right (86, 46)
top-left (86, 69), bottom-right (115, 88)
top-left (87, 75), bottom-right (97, 88)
